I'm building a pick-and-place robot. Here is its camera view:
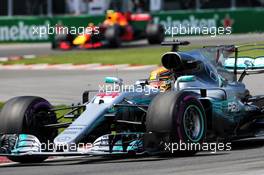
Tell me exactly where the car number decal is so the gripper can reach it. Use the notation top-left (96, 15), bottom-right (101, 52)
top-left (97, 92), bottom-right (119, 98)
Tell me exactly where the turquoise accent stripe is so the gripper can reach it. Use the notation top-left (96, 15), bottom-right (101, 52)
top-left (178, 75), bottom-right (196, 82)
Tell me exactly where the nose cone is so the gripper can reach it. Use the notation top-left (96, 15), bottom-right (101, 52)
top-left (73, 35), bottom-right (89, 45)
top-left (53, 103), bottom-right (109, 151)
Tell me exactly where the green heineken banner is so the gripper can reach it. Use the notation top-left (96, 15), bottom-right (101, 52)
top-left (0, 8), bottom-right (263, 42)
top-left (0, 15), bottom-right (104, 42)
top-left (151, 8), bottom-right (264, 35)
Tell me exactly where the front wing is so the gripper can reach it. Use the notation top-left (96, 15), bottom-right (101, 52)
top-left (0, 133), bottom-right (153, 158)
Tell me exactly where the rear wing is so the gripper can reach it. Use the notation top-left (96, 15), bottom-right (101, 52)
top-left (221, 44), bottom-right (264, 77)
top-left (225, 56), bottom-right (264, 73)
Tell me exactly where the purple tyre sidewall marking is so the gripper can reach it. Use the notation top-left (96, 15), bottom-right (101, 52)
top-left (176, 95), bottom-right (199, 141)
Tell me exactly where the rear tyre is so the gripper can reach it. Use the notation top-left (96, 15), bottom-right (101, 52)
top-left (51, 40), bottom-right (57, 49)
top-left (252, 98), bottom-right (264, 109)
top-left (105, 25), bottom-right (121, 48)
top-left (0, 96), bottom-right (58, 163)
top-left (146, 24), bottom-right (164, 44)
top-left (146, 91), bottom-right (206, 156)
top-left (52, 33), bottom-right (74, 49)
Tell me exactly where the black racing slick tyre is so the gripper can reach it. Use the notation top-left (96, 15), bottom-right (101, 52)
top-left (0, 96), bottom-right (58, 163)
top-left (146, 24), bottom-right (164, 44)
top-left (52, 33), bottom-right (74, 49)
top-left (105, 25), bottom-right (122, 48)
top-left (252, 98), bottom-right (264, 109)
top-left (146, 91), bottom-right (206, 156)
top-left (52, 34), bottom-right (67, 49)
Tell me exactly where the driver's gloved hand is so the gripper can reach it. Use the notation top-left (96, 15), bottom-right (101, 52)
top-left (0, 134), bottom-right (18, 154)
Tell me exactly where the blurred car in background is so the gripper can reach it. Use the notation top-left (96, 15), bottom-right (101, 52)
top-left (52, 10), bottom-right (164, 50)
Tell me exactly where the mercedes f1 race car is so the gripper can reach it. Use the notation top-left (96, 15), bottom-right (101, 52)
top-left (1, 41), bottom-right (264, 163)
top-left (51, 11), bottom-right (164, 50)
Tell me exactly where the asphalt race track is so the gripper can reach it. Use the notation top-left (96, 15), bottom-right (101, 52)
top-left (1, 34), bottom-right (264, 174)
top-left (0, 40), bottom-right (151, 57)
top-left (0, 69), bottom-right (264, 175)
top-left (0, 69), bottom-right (155, 105)
top-left (0, 69), bottom-right (263, 105)
top-left (0, 145), bottom-right (264, 175)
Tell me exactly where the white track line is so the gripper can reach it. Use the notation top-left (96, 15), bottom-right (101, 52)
top-left (0, 57), bottom-right (9, 62)
top-left (0, 64), bottom-right (158, 71)
top-left (90, 64), bottom-right (129, 70)
top-left (26, 64), bottom-right (49, 70)
top-left (120, 65), bottom-right (158, 70)
top-left (23, 55), bottom-right (36, 59)
top-left (70, 64), bottom-right (101, 70)
top-left (0, 64), bottom-right (26, 70)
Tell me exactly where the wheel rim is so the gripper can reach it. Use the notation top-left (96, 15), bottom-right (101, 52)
top-left (183, 105), bottom-right (204, 142)
top-left (24, 101), bottom-right (57, 143)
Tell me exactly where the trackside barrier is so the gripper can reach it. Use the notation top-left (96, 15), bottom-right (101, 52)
top-left (0, 8), bottom-right (263, 42)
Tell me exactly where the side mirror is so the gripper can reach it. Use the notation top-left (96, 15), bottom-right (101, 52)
top-left (135, 79), bottom-right (148, 87)
top-left (175, 75), bottom-right (196, 90)
top-left (82, 91), bottom-right (90, 104)
top-left (177, 75), bottom-right (196, 83)
top-left (105, 77), bottom-right (123, 85)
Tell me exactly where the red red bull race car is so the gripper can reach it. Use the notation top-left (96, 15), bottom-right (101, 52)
top-left (52, 11), bottom-right (164, 50)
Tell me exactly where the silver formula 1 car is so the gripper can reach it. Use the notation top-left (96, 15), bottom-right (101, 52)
top-left (1, 41), bottom-right (264, 163)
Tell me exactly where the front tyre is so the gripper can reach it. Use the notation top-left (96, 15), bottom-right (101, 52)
top-left (0, 96), bottom-right (58, 163)
top-left (52, 33), bottom-right (74, 49)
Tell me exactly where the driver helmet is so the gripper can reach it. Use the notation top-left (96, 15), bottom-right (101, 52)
top-left (105, 10), bottom-right (118, 25)
top-left (148, 67), bottom-right (173, 91)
